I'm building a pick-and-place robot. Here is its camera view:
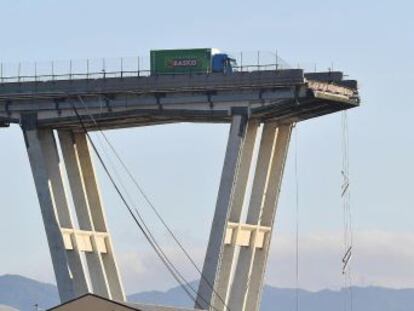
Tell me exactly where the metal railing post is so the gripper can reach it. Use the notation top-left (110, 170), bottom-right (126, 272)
top-left (102, 58), bottom-right (106, 79)
top-left (137, 56), bottom-right (140, 77)
top-left (86, 59), bottom-right (90, 79)
top-left (51, 61), bottom-right (55, 81)
top-left (240, 52), bottom-right (243, 72)
top-left (275, 50), bottom-right (278, 70)
top-left (69, 60), bottom-right (73, 80)
top-left (18, 62), bottom-right (22, 83)
top-left (120, 57), bottom-right (124, 79)
top-left (34, 62), bottom-right (38, 82)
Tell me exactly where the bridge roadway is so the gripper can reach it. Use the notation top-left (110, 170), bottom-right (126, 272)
top-left (0, 69), bottom-right (358, 130)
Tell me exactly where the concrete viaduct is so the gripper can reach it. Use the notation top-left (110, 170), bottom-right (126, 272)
top-left (0, 69), bottom-right (359, 311)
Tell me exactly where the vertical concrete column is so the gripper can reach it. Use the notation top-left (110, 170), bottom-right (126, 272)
top-left (197, 114), bottom-right (248, 310)
top-left (23, 127), bottom-right (89, 302)
top-left (227, 123), bottom-right (292, 311)
top-left (70, 131), bottom-right (125, 301)
top-left (212, 120), bottom-right (259, 310)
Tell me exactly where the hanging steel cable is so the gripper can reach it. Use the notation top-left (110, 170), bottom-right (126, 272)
top-left (69, 101), bottom-right (226, 311)
top-left (341, 111), bottom-right (353, 311)
top-left (88, 135), bottom-right (203, 303)
top-left (75, 95), bottom-right (231, 311)
top-left (83, 137), bottom-right (207, 306)
top-left (294, 124), bottom-right (300, 311)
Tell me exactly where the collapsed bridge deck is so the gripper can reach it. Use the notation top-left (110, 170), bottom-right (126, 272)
top-left (0, 69), bottom-right (358, 130)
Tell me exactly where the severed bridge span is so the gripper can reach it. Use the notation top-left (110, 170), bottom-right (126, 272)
top-left (0, 66), bottom-right (359, 311)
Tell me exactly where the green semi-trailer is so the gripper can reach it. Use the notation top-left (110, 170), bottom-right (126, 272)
top-left (150, 48), bottom-right (235, 75)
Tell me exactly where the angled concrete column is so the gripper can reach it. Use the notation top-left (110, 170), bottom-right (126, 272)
top-left (60, 131), bottom-right (125, 301)
top-left (23, 127), bottom-right (89, 302)
top-left (212, 120), bottom-right (259, 310)
top-left (59, 131), bottom-right (111, 298)
top-left (196, 114), bottom-right (248, 310)
top-left (228, 123), bottom-right (293, 311)
top-left (244, 123), bottom-right (292, 311)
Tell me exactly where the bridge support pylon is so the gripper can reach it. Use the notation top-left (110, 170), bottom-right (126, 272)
top-left (197, 115), bottom-right (293, 311)
top-left (0, 67), bottom-right (358, 311)
top-left (22, 118), bottom-right (125, 302)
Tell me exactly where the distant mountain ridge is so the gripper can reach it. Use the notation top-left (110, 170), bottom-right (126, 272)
top-left (1, 274), bottom-right (414, 311)
top-left (130, 283), bottom-right (414, 311)
top-left (0, 275), bottom-right (58, 311)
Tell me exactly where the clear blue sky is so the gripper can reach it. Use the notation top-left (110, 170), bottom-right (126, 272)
top-left (0, 0), bottom-right (413, 293)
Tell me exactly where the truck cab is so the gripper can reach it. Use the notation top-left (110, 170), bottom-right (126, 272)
top-left (212, 53), bottom-right (236, 73)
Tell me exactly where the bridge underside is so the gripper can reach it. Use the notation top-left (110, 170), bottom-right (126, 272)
top-left (0, 70), bottom-right (358, 130)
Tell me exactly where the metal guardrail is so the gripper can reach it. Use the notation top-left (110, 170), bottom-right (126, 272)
top-left (0, 70), bottom-right (151, 83)
top-left (0, 65), bottom-right (289, 83)
top-left (0, 51), bottom-right (295, 84)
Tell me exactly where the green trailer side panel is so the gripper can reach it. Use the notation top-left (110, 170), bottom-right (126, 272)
top-left (150, 48), bottom-right (212, 74)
